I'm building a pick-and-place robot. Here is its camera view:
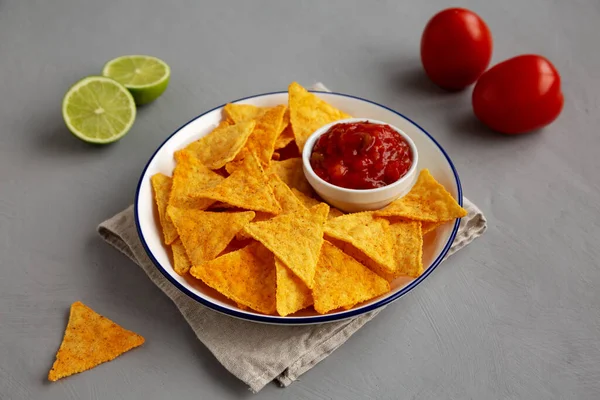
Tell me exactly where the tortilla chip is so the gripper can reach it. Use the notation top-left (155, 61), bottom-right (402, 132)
top-left (278, 108), bottom-right (290, 133)
top-left (242, 203), bottom-right (329, 289)
top-left (234, 174), bottom-right (298, 241)
top-left (242, 105), bottom-right (286, 168)
top-left (324, 212), bottom-right (424, 279)
top-left (275, 258), bottom-right (313, 316)
top-left (168, 206), bottom-right (255, 266)
top-left (223, 103), bottom-right (267, 124)
top-left (375, 169), bottom-right (467, 222)
top-left (169, 150), bottom-right (224, 209)
top-left (190, 242), bottom-right (276, 314)
top-left (48, 302), bottom-right (144, 381)
top-left (274, 123), bottom-right (294, 150)
top-left (272, 152), bottom-right (281, 161)
top-left (171, 238), bottom-right (192, 275)
top-left (324, 212), bottom-right (396, 272)
top-left (178, 120), bottom-right (255, 170)
top-left (269, 158), bottom-right (313, 196)
top-left (422, 221), bottom-right (444, 235)
top-left (288, 82), bottom-right (351, 152)
top-left (268, 173), bottom-right (306, 214)
top-left (150, 173), bottom-right (178, 244)
top-left (313, 242), bottom-right (390, 314)
top-left (291, 188), bottom-right (344, 219)
top-left (195, 152), bottom-right (282, 214)
top-left (388, 220), bottom-right (424, 278)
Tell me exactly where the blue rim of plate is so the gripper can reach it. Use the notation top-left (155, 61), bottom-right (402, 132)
top-left (134, 90), bottom-right (463, 324)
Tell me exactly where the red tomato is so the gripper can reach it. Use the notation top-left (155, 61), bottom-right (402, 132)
top-left (472, 55), bottom-right (564, 134)
top-left (420, 8), bottom-right (493, 90)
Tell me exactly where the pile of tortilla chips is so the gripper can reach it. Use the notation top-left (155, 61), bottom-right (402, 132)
top-left (151, 82), bottom-right (467, 316)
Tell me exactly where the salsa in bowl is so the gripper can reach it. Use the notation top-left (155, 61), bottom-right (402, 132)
top-left (302, 118), bottom-right (419, 213)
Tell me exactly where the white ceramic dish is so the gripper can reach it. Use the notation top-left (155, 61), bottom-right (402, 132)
top-left (302, 118), bottom-right (419, 213)
top-left (135, 90), bottom-right (463, 325)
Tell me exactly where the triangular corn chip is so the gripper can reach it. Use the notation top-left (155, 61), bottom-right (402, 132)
top-left (190, 242), bottom-right (276, 314)
top-left (278, 108), bottom-right (290, 134)
top-left (241, 105), bottom-right (286, 168)
top-left (389, 220), bottom-right (423, 278)
top-left (275, 258), bottom-right (313, 316)
top-left (274, 110), bottom-right (293, 149)
top-left (242, 203), bottom-right (329, 289)
top-left (169, 150), bottom-right (224, 209)
top-left (168, 206), bottom-right (255, 266)
top-left (422, 220), bottom-right (443, 235)
top-left (325, 216), bottom-right (424, 280)
top-left (268, 158), bottom-right (313, 196)
top-left (223, 103), bottom-right (267, 124)
top-left (268, 173), bottom-right (306, 214)
top-left (235, 173), bottom-right (306, 241)
top-left (178, 120), bottom-right (255, 170)
top-left (291, 188), bottom-right (344, 219)
top-left (150, 173), bottom-right (178, 244)
top-left (171, 238), bottom-right (192, 275)
top-left (313, 242), bottom-right (390, 314)
top-left (48, 302), bottom-right (144, 381)
top-left (288, 82), bottom-right (351, 152)
top-left (375, 169), bottom-right (467, 222)
top-left (324, 212), bottom-right (396, 271)
top-left (195, 153), bottom-right (282, 214)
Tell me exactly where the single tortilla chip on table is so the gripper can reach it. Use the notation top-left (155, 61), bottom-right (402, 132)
top-left (268, 157), bottom-right (314, 196)
top-left (171, 237), bottom-right (192, 275)
top-left (290, 188), bottom-right (344, 219)
top-left (168, 206), bottom-right (255, 268)
top-left (375, 169), bottom-right (467, 222)
top-left (177, 120), bottom-right (255, 170)
top-left (313, 242), bottom-right (390, 314)
top-left (150, 173), bottom-right (179, 244)
top-left (242, 203), bottom-right (329, 289)
top-left (288, 81), bottom-right (351, 152)
top-left (168, 150), bottom-right (224, 209)
top-left (275, 258), bottom-right (313, 316)
top-left (48, 302), bottom-right (144, 382)
top-left (195, 152), bottom-right (282, 215)
top-left (190, 242), bottom-right (277, 315)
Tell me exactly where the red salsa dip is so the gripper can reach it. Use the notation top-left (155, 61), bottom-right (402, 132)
top-left (310, 121), bottom-right (413, 189)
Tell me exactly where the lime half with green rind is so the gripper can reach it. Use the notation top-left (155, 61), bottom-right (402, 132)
top-left (62, 76), bottom-right (136, 144)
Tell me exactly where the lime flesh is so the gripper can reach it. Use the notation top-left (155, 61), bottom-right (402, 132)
top-left (62, 76), bottom-right (136, 144)
top-left (102, 55), bottom-right (170, 105)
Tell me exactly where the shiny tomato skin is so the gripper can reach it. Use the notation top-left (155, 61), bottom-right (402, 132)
top-left (472, 55), bottom-right (564, 134)
top-left (421, 8), bottom-right (493, 90)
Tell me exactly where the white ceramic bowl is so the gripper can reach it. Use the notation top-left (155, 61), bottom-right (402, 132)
top-left (302, 118), bottom-right (419, 213)
top-left (135, 90), bottom-right (463, 325)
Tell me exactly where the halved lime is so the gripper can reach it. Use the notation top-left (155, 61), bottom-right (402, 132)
top-left (102, 55), bottom-right (170, 105)
top-left (62, 76), bottom-right (136, 144)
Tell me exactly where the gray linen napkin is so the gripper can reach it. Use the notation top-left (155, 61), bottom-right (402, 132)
top-left (97, 84), bottom-right (487, 393)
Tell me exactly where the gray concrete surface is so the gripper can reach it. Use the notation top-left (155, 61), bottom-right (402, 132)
top-left (1, 0), bottom-right (599, 399)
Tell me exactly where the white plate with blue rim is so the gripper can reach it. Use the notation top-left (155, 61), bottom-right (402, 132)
top-left (135, 90), bottom-right (463, 325)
